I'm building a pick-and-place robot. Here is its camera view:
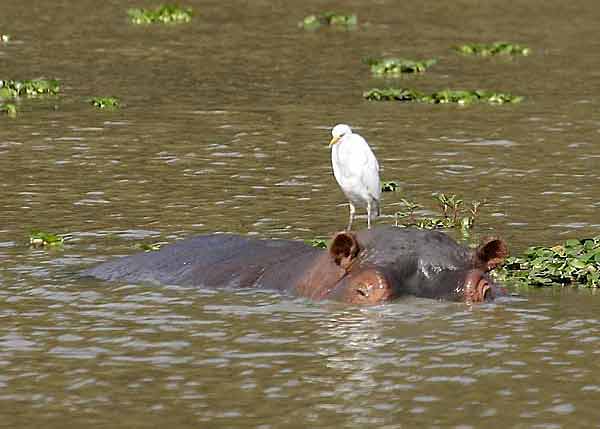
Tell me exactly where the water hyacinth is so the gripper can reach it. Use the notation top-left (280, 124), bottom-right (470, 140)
top-left (364, 58), bottom-right (437, 75)
top-left (0, 103), bottom-right (17, 117)
top-left (138, 241), bottom-right (169, 252)
top-left (299, 12), bottom-right (357, 30)
top-left (393, 194), bottom-right (483, 235)
top-left (363, 88), bottom-right (524, 104)
top-left (307, 239), bottom-right (328, 249)
top-left (29, 231), bottom-right (65, 247)
top-left (499, 236), bottom-right (600, 287)
top-left (454, 42), bottom-right (531, 56)
top-left (381, 181), bottom-right (400, 192)
top-left (0, 79), bottom-right (60, 99)
top-left (363, 88), bottom-right (423, 102)
top-left (89, 96), bottom-right (121, 109)
top-left (128, 5), bottom-right (193, 24)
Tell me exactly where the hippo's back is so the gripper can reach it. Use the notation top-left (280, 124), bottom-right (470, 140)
top-left (82, 234), bottom-right (316, 288)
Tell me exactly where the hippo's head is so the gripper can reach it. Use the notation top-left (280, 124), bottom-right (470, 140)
top-left (319, 226), bottom-right (508, 305)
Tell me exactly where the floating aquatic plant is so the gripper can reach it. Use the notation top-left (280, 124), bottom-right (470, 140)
top-left (29, 231), bottom-right (65, 247)
top-left (299, 12), bottom-right (357, 30)
top-left (363, 88), bottom-right (423, 102)
top-left (138, 241), bottom-right (169, 252)
top-left (128, 5), bottom-right (193, 24)
top-left (454, 42), bottom-right (531, 56)
top-left (363, 88), bottom-right (524, 104)
top-left (394, 194), bottom-right (484, 235)
top-left (0, 103), bottom-right (16, 117)
top-left (364, 58), bottom-right (437, 75)
top-left (307, 239), bottom-right (328, 249)
top-left (89, 96), bottom-right (121, 109)
top-left (0, 79), bottom-right (60, 99)
top-left (381, 181), bottom-right (400, 192)
top-left (1, 34), bottom-right (10, 43)
top-left (498, 237), bottom-right (600, 288)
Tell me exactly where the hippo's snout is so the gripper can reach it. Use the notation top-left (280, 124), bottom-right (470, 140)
top-left (464, 270), bottom-right (499, 304)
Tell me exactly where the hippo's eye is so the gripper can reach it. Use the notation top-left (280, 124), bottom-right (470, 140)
top-left (355, 283), bottom-right (369, 298)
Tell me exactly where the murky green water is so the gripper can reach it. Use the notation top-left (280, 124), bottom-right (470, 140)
top-left (1, 0), bottom-right (600, 427)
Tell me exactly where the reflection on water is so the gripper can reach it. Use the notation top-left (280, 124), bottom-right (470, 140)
top-left (2, 0), bottom-right (600, 427)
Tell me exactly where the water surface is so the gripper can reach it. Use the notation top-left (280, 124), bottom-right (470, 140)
top-left (1, 0), bottom-right (600, 427)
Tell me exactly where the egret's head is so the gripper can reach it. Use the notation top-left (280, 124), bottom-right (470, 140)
top-left (329, 124), bottom-right (352, 147)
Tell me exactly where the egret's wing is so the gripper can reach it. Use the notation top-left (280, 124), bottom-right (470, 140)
top-left (347, 135), bottom-right (381, 201)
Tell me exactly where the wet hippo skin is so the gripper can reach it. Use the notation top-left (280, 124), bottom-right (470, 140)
top-left (83, 226), bottom-right (508, 305)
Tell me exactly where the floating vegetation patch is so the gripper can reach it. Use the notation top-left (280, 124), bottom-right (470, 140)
top-left (0, 79), bottom-right (60, 99)
top-left (454, 42), bottom-right (531, 56)
top-left (1, 34), bottom-right (10, 43)
top-left (381, 181), bottom-right (400, 192)
top-left (138, 241), bottom-right (169, 252)
top-left (128, 5), bottom-right (193, 24)
top-left (499, 237), bottom-right (600, 288)
top-left (89, 96), bottom-right (121, 109)
top-left (363, 88), bottom-right (524, 104)
top-left (364, 58), bottom-right (437, 75)
top-left (29, 231), bottom-right (65, 247)
top-left (394, 194), bottom-right (484, 235)
top-left (307, 239), bottom-right (328, 249)
top-left (0, 103), bottom-right (16, 117)
top-left (299, 12), bottom-right (357, 30)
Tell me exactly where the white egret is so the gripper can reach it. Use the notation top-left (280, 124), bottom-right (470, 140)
top-left (329, 124), bottom-right (381, 230)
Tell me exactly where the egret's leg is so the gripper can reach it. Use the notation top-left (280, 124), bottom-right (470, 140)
top-left (347, 202), bottom-right (356, 231)
top-left (367, 201), bottom-right (372, 229)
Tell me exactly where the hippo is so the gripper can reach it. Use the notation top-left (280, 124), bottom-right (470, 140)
top-left (83, 226), bottom-right (508, 305)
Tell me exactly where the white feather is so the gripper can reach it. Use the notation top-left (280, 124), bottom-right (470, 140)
top-left (330, 124), bottom-right (381, 229)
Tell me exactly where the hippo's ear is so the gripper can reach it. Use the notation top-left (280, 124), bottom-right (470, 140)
top-left (329, 231), bottom-right (360, 270)
top-left (475, 237), bottom-right (509, 271)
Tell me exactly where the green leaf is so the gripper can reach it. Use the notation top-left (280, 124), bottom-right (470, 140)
top-left (381, 181), bottom-right (399, 192)
top-left (299, 12), bottom-right (357, 30)
top-left (307, 239), bottom-right (328, 249)
top-left (128, 5), bottom-right (193, 25)
top-left (0, 102), bottom-right (16, 117)
top-left (453, 42), bottom-right (531, 56)
top-left (0, 79), bottom-right (60, 99)
top-left (138, 241), bottom-right (169, 252)
top-left (89, 96), bottom-right (121, 110)
top-left (29, 231), bottom-right (65, 247)
top-left (363, 87), bottom-right (523, 104)
top-left (367, 58), bottom-right (437, 75)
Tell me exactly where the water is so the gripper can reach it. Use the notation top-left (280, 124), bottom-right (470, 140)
top-left (1, 0), bottom-right (600, 427)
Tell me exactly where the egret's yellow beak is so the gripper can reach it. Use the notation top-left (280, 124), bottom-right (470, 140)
top-left (329, 135), bottom-right (341, 147)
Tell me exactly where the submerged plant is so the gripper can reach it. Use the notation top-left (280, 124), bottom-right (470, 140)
top-left (498, 237), bottom-right (600, 288)
top-left (89, 96), bottom-right (121, 109)
top-left (363, 88), bottom-right (523, 104)
top-left (454, 42), bottom-right (531, 56)
top-left (29, 231), bottom-right (65, 247)
top-left (299, 12), bottom-right (357, 30)
top-left (128, 5), bottom-right (193, 24)
top-left (0, 79), bottom-right (60, 99)
top-left (364, 58), bottom-right (437, 75)
top-left (0, 102), bottom-right (16, 117)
